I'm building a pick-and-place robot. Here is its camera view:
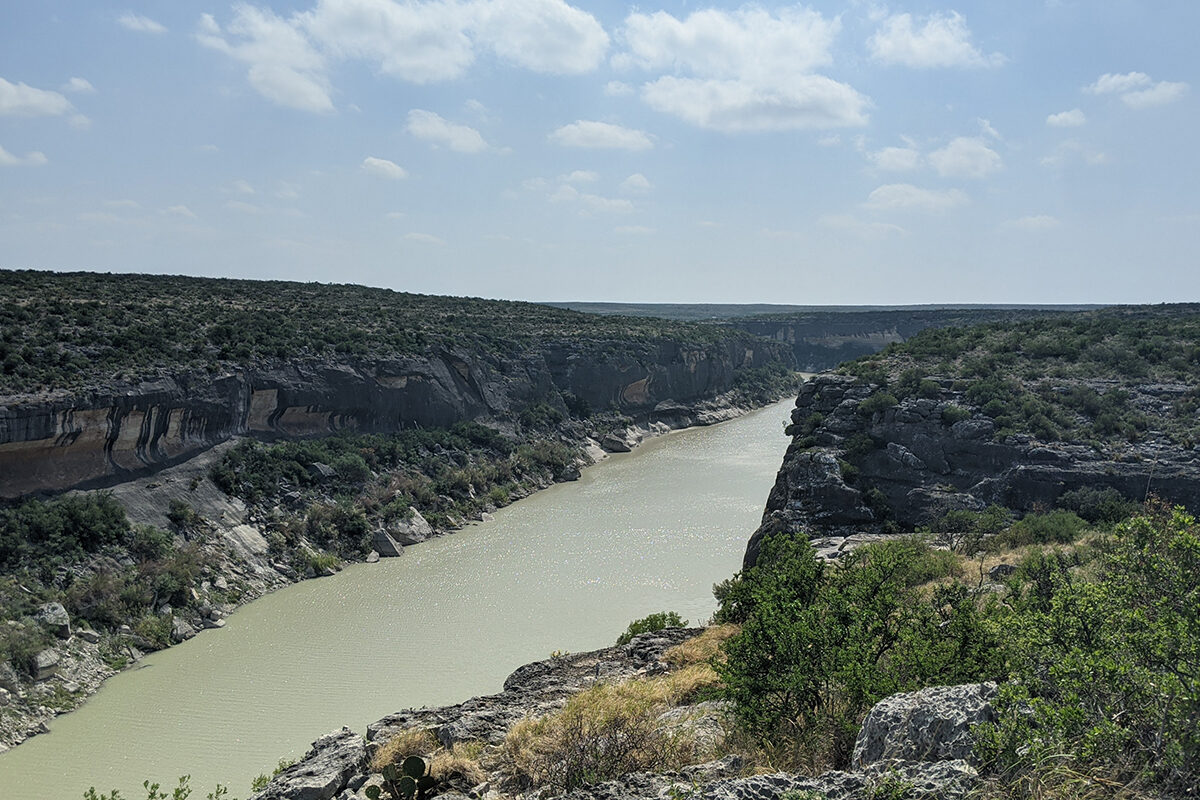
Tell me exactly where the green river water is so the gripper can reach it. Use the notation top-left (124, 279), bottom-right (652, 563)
top-left (0, 399), bottom-right (793, 800)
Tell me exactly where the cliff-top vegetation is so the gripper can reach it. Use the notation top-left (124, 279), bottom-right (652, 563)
top-left (837, 304), bottom-right (1200, 446)
top-left (0, 270), bottom-right (747, 395)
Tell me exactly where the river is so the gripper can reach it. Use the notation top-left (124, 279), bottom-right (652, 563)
top-left (0, 399), bottom-right (793, 800)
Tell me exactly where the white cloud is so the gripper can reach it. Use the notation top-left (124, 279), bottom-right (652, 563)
top-left (618, 6), bottom-right (866, 133)
top-left (0, 144), bottom-right (48, 167)
top-left (226, 200), bottom-right (263, 214)
top-left (560, 170), bottom-right (599, 184)
top-left (276, 181), bottom-right (301, 199)
top-left (1003, 215), bottom-right (1060, 231)
top-left (549, 184), bottom-right (633, 214)
top-left (385, 211), bottom-right (407, 219)
top-left (230, 179), bottom-right (255, 195)
top-left (0, 77), bottom-right (72, 117)
top-left (619, 6), bottom-right (838, 78)
top-left (406, 109), bottom-right (490, 153)
top-left (620, 173), bottom-right (653, 193)
top-left (863, 184), bottom-right (969, 212)
top-left (165, 205), bottom-right (198, 218)
top-left (362, 156), bottom-right (408, 179)
top-left (641, 75), bottom-right (867, 133)
top-left (928, 137), bottom-right (1002, 179)
top-left (615, 225), bottom-right (654, 235)
top-left (118, 12), bottom-right (167, 34)
top-left (1085, 72), bottom-right (1151, 95)
top-left (300, 0), bottom-right (475, 83)
top-left (1041, 139), bottom-right (1108, 168)
top-left (818, 214), bottom-right (906, 238)
top-left (549, 120), bottom-right (653, 150)
top-left (1085, 72), bottom-right (1188, 108)
top-left (472, 0), bottom-right (608, 74)
top-left (1047, 108), bottom-right (1086, 127)
top-left (869, 146), bottom-right (920, 171)
top-left (404, 232), bottom-right (446, 245)
top-left (197, 8), bottom-right (334, 113)
top-left (1122, 81), bottom-right (1188, 108)
top-left (69, 114), bottom-right (91, 129)
top-left (868, 11), bottom-right (1003, 68)
top-left (62, 77), bottom-right (95, 94)
top-left (604, 81), bottom-right (634, 97)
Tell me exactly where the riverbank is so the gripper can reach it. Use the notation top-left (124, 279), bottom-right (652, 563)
top-left (0, 388), bottom-right (799, 755)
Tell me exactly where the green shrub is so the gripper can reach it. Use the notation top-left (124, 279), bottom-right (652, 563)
top-left (857, 392), bottom-right (899, 418)
top-left (940, 404), bottom-right (971, 425)
top-left (996, 509), bottom-right (1087, 548)
top-left (615, 611), bottom-right (688, 646)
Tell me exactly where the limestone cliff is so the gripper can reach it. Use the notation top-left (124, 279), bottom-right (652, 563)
top-left (0, 336), bottom-right (787, 499)
top-left (746, 373), bottom-right (1200, 566)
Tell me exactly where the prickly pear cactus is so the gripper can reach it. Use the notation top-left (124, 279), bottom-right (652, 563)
top-left (367, 755), bottom-right (436, 800)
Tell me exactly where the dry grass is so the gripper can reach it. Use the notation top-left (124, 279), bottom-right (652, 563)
top-left (429, 742), bottom-right (488, 788)
top-left (501, 664), bottom-right (723, 793)
top-left (369, 727), bottom-right (439, 772)
top-left (663, 624), bottom-right (739, 668)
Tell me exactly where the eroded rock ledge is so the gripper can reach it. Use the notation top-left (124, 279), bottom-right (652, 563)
top-left (746, 374), bottom-right (1200, 566)
top-left (252, 629), bottom-right (995, 800)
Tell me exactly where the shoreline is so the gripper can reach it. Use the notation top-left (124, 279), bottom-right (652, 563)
top-left (0, 388), bottom-right (799, 753)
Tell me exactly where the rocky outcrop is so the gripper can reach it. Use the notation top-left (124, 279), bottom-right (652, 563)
top-left (852, 683), bottom-right (997, 768)
top-left (252, 632), bottom-right (990, 800)
top-left (745, 374), bottom-right (1200, 566)
top-left (1, 336), bottom-right (789, 499)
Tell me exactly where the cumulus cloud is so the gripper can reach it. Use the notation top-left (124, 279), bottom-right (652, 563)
top-left (869, 146), bottom-right (920, 171)
top-left (1122, 81), bottom-right (1188, 108)
top-left (62, 77), bottom-right (95, 94)
top-left (928, 137), bottom-right (1002, 179)
top-left (472, 0), bottom-right (608, 74)
top-left (407, 109), bottom-right (490, 153)
top-left (0, 144), bottom-right (48, 166)
top-left (641, 75), bottom-right (868, 133)
top-left (615, 225), bottom-right (654, 235)
top-left (1047, 108), bottom-right (1085, 127)
top-left (1085, 72), bottom-right (1152, 95)
top-left (1003, 215), bottom-right (1060, 231)
top-left (362, 156), bottom-right (408, 179)
top-left (604, 81), bottom-right (634, 96)
top-left (549, 184), bottom-right (633, 214)
top-left (1085, 72), bottom-right (1188, 108)
top-left (118, 12), bottom-right (167, 34)
top-left (620, 173), bottom-right (653, 193)
top-left (549, 120), bottom-right (653, 150)
top-left (863, 184), bottom-right (969, 212)
top-left (560, 170), bottom-right (599, 183)
top-left (617, 6), bottom-right (867, 133)
top-left (0, 77), bottom-right (72, 117)
top-left (165, 205), bottom-right (198, 218)
top-left (200, 0), bottom-right (607, 107)
top-left (1041, 139), bottom-right (1108, 168)
top-left (868, 11), bottom-right (1003, 68)
top-left (818, 214), bottom-right (906, 238)
top-left (197, 8), bottom-right (334, 113)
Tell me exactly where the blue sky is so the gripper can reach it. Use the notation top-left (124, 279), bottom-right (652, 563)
top-left (1, 1), bottom-right (1196, 304)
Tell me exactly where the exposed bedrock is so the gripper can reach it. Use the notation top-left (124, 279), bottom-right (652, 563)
top-left (745, 374), bottom-right (1200, 566)
top-left (0, 337), bottom-right (788, 498)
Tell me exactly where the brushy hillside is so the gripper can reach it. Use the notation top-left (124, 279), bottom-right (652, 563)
top-left (0, 270), bottom-right (741, 394)
top-left (837, 304), bottom-right (1200, 447)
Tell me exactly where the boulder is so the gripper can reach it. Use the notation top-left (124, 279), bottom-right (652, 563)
top-left (852, 682), bottom-right (997, 768)
top-left (253, 727), bottom-right (367, 800)
top-left (372, 529), bottom-right (404, 558)
top-left (171, 618), bottom-right (198, 643)
top-left (33, 649), bottom-right (60, 681)
top-left (36, 602), bottom-right (71, 639)
top-left (76, 628), bottom-right (101, 644)
top-left (389, 508), bottom-right (434, 545)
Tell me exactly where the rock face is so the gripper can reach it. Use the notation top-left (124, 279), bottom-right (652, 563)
top-left (254, 727), bottom-right (368, 800)
top-left (1, 336), bottom-right (789, 498)
top-left (745, 374), bottom-right (1200, 566)
top-left (852, 682), bottom-right (997, 768)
